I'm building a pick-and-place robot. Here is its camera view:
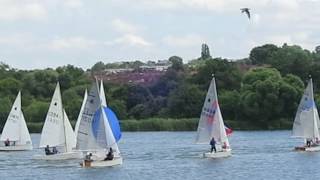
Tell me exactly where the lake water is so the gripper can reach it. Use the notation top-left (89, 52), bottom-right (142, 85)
top-left (0, 131), bottom-right (319, 180)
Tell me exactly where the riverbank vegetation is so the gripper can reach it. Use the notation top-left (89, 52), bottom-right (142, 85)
top-left (1, 43), bottom-right (320, 132)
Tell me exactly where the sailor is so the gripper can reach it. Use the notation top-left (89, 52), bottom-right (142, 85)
top-left (4, 138), bottom-right (10, 146)
top-left (104, 148), bottom-right (114, 161)
top-left (45, 145), bottom-right (52, 155)
top-left (52, 147), bottom-right (58, 154)
top-left (210, 137), bottom-right (216, 153)
top-left (85, 153), bottom-right (93, 161)
top-left (306, 138), bottom-right (312, 147)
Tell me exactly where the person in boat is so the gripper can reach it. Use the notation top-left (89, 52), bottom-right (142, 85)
top-left (222, 142), bottom-right (228, 150)
top-left (306, 138), bottom-right (313, 147)
top-left (52, 147), bottom-right (58, 154)
top-left (4, 138), bottom-right (10, 146)
top-left (210, 137), bottom-right (216, 153)
top-left (45, 145), bottom-right (54, 155)
top-left (85, 153), bottom-right (93, 162)
top-left (104, 148), bottom-right (114, 161)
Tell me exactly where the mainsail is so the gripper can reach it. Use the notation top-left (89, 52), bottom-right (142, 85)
top-left (76, 82), bottom-right (101, 150)
top-left (195, 76), bottom-right (230, 147)
top-left (39, 83), bottom-right (75, 152)
top-left (0, 91), bottom-right (32, 145)
top-left (292, 78), bottom-right (320, 139)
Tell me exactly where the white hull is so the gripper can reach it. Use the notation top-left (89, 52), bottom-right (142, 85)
top-left (295, 146), bottom-right (320, 152)
top-left (0, 144), bottom-right (32, 151)
top-left (81, 157), bottom-right (123, 167)
top-left (203, 149), bottom-right (232, 158)
top-left (33, 151), bottom-right (83, 160)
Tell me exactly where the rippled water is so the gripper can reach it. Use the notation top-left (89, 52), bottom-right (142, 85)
top-left (0, 131), bottom-right (319, 180)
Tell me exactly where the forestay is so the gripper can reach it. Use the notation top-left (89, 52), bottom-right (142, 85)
top-left (292, 78), bottom-right (320, 139)
top-left (195, 77), bottom-right (229, 147)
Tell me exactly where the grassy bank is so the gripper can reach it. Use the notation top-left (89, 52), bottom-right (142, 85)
top-left (24, 118), bottom-right (294, 133)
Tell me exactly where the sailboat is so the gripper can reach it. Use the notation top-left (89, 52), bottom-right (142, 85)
top-left (195, 75), bottom-right (232, 158)
top-left (77, 80), bottom-right (122, 167)
top-left (33, 82), bottom-right (82, 160)
top-left (0, 91), bottom-right (32, 151)
top-left (293, 77), bottom-right (320, 152)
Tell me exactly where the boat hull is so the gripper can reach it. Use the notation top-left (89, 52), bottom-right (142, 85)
top-left (0, 144), bottom-right (33, 151)
top-left (81, 157), bottom-right (123, 167)
top-left (203, 149), bottom-right (232, 158)
top-left (295, 146), bottom-right (320, 152)
top-left (33, 151), bottom-right (83, 160)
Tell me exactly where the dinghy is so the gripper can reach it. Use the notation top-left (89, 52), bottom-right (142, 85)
top-left (195, 75), bottom-right (232, 158)
top-left (33, 82), bottom-right (82, 160)
top-left (0, 91), bottom-right (32, 151)
top-left (77, 80), bottom-right (122, 167)
top-left (293, 77), bottom-right (320, 152)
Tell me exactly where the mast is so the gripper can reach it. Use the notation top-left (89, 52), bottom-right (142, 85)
top-left (58, 82), bottom-right (68, 152)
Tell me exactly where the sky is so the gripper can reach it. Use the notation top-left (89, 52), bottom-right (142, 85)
top-left (0, 0), bottom-right (320, 70)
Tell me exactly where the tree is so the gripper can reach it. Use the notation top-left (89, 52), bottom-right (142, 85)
top-left (249, 44), bottom-right (278, 65)
top-left (168, 56), bottom-right (184, 71)
top-left (167, 83), bottom-right (204, 118)
top-left (201, 43), bottom-right (211, 59)
top-left (239, 68), bottom-right (303, 128)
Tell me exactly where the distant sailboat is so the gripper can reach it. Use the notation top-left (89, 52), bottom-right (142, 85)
top-left (293, 77), bottom-right (320, 151)
top-left (195, 75), bottom-right (232, 158)
top-left (34, 82), bottom-right (82, 160)
top-left (78, 80), bottom-right (122, 167)
top-left (0, 91), bottom-right (32, 151)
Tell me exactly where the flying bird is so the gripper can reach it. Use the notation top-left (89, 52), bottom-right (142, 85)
top-left (241, 8), bottom-right (250, 19)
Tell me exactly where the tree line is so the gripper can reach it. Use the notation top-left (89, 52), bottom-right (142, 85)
top-left (1, 43), bottom-right (320, 131)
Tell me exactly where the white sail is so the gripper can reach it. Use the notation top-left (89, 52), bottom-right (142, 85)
top-left (19, 112), bottom-right (32, 145)
top-left (100, 80), bottom-right (107, 106)
top-left (76, 82), bottom-right (101, 150)
top-left (196, 77), bottom-right (229, 147)
top-left (0, 91), bottom-right (32, 146)
top-left (75, 89), bottom-right (87, 139)
top-left (99, 80), bottom-right (120, 153)
top-left (63, 110), bottom-right (76, 151)
top-left (39, 83), bottom-right (65, 149)
top-left (94, 107), bottom-right (117, 148)
top-left (292, 78), bottom-right (320, 139)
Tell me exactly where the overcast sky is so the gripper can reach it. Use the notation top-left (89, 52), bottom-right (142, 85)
top-left (0, 0), bottom-right (319, 70)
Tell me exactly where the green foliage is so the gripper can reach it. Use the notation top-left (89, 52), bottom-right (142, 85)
top-left (1, 43), bottom-right (320, 132)
top-left (167, 83), bottom-right (204, 118)
top-left (169, 56), bottom-right (184, 71)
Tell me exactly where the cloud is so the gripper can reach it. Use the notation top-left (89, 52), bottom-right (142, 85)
top-left (162, 34), bottom-right (205, 47)
top-left (0, 1), bottom-right (47, 21)
top-left (106, 34), bottom-right (152, 47)
top-left (111, 19), bottom-right (139, 33)
top-left (49, 37), bottom-right (97, 50)
top-left (64, 0), bottom-right (83, 8)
